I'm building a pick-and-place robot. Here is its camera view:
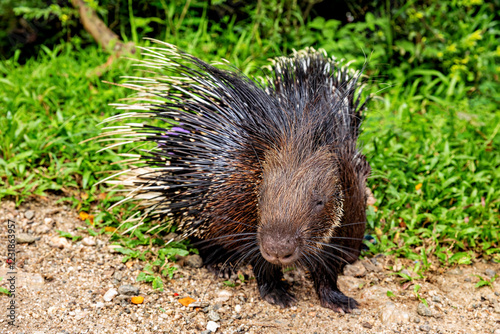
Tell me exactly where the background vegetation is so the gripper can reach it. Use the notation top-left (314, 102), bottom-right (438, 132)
top-left (1, 0), bottom-right (499, 281)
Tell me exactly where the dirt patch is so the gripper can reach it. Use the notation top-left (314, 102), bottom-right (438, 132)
top-left (1, 196), bottom-right (499, 333)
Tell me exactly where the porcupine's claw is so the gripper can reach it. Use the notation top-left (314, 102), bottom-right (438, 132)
top-left (312, 265), bottom-right (359, 313)
top-left (253, 263), bottom-right (296, 308)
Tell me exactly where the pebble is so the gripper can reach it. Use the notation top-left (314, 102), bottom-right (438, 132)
top-left (343, 261), bottom-right (366, 277)
top-left (44, 217), bottom-right (53, 224)
top-left (16, 233), bottom-right (38, 244)
top-left (108, 245), bottom-right (122, 253)
top-left (360, 285), bottom-right (388, 301)
top-left (362, 259), bottom-right (382, 272)
top-left (207, 310), bottom-right (221, 321)
top-left (35, 224), bottom-right (51, 234)
top-left (431, 295), bottom-right (442, 303)
top-left (95, 302), bottom-right (105, 308)
top-left (419, 324), bottom-right (431, 332)
top-left (378, 302), bottom-right (409, 325)
top-left (494, 329), bottom-right (500, 334)
top-left (103, 288), bottom-right (118, 301)
top-left (113, 271), bottom-right (123, 282)
top-left (447, 268), bottom-right (463, 275)
top-left (165, 232), bottom-right (178, 241)
top-left (417, 303), bottom-right (433, 317)
top-left (206, 320), bottom-right (220, 332)
top-left (485, 269), bottom-right (497, 278)
top-left (24, 210), bottom-right (35, 220)
top-left (184, 254), bottom-right (203, 268)
top-left (118, 285), bottom-right (140, 296)
top-left (235, 305), bottom-right (242, 313)
top-left (49, 236), bottom-right (71, 249)
top-left (82, 237), bottom-right (96, 246)
top-left (215, 290), bottom-right (233, 303)
top-left (362, 322), bottom-right (373, 329)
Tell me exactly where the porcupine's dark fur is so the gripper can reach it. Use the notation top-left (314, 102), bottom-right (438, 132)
top-left (99, 40), bottom-right (370, 312)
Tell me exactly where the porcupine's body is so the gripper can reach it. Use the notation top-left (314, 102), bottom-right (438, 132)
top-left (101, 41), bottom-right (370, 312)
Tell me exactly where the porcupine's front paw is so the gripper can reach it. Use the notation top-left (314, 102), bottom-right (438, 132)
top-left (254, 262), bottom-right (295, 308)
top-left (259, 281), bottom-right (296, 308)
top-left (317, 286), bottom-right (358, 313)
top-left (206, 263), bottom-right (235, 279)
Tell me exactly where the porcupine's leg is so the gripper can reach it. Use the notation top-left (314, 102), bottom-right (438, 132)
top-left (310, 264), bottom-right (358, 313)
top-left (253, 261), bottom-right (295, 307)
top-left (196, 242), bottom-right (236, 279)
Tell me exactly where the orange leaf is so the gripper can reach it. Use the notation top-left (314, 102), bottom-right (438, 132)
top-left (104, 226), bottom-right (117, 233)
top-left (415, 183), bottom-right (423, 191)
top-left (79, 212), bottom-right (89, 220)
top-left (131, 296), bottom-right (144, 304)
top-left (178, 297), bottom-right (195, 307)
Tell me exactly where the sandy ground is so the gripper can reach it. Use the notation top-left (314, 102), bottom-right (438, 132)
top-left (1, 196), bottom-right (499, 334)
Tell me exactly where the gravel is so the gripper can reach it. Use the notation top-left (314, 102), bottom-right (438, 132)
top-left (1, 196), bottom-right (500, 333)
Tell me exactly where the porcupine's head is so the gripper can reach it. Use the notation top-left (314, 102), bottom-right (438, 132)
top-left (258, 142), bottom-right (344, 266)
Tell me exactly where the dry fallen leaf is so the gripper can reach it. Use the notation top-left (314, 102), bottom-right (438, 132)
top-left (104, 226), bottom-right (117, 233)
top-left (79, 212), bottom-right (89, 220)
top-left (131, 296), bottom-right (144, 304)
top-left (178, 297), bottom-right (195, 307)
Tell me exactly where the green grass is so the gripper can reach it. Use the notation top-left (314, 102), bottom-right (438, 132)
top-left (1, 1), bottom-right (499, 275)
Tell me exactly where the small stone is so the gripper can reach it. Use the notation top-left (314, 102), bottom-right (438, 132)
top-left (16, 233), bottom-right (38, 244)
top-left (400, 269), bottom-right (416, 278)
top-left (184, 254), bottom-right (203, 268)
top-left (431, 295), bottom-right (441, 303)
top-left (343, 261), bottom-right (366, 277)
top-left (446, 268), bottom-right (463, 275)
top-left (118, 285), bottom-right (140, 296)
top-left (235, 305), bottom-right (242, 313)
top-left (103, 288), bottom-right (118, 302)
top-left (44, 217), bottom-right (53, 224)
top-left (24, 210), bottom-right (35, 220)
top-left (215, 290), bottom-right (233, 303)
top-left (49, 236), bottom-right (71, 249)
top-left (485, 269), bottom-right (497, 278)
top-left (413, 317), bottom-right (420, 323)
top-left (494, 329), bottom-right (500, 334)
top-left (165, 232), bottom-right (178, 241)
top-left (207, 320), bottom-right (220, 332)
top-left (208, 310), bottom-right (221, 321)
top-left (360, 285), bottom-right (388, 301)
top-left (352, 309), bottom-right (361, 315)
top-left (362, 322), bottom-right (372, 329)
top-left (108, 245), bottom-right (122, 253)
top-left (464, 277), bottom-right (471, 282)
top-left (188, 301), bottom-right (209, 308)
top-left (417, 303), bottom-right (433, 317)
top-left (361, 259), bottom-right (382, 272)
top-left (95, 302), bottom-right (105, 308)
top-left (35, 225), bottom-right (51, 234)
top-left (113, 271), bottom-right (123, 282)
top-left (378, 302), bottom-right (410, 325)
top-left (419, 324), bottom-right (431, 332)
top-left (82, 237), bottom-right (96, 246)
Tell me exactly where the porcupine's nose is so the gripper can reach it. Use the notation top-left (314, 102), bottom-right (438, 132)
top-left (260, 235), bottom-right (299, 266)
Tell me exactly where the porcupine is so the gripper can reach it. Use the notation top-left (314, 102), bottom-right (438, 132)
top-left (99, 40), bottom-right (370, 312)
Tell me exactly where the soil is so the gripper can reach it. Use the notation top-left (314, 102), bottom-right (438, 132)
top-left (1, 196), bottom-right (499, 334)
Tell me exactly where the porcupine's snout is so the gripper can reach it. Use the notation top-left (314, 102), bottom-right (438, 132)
top-left (259, 229), bottom-right (301, 266)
